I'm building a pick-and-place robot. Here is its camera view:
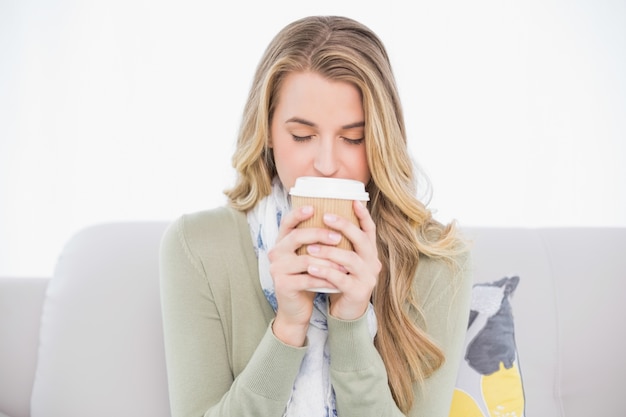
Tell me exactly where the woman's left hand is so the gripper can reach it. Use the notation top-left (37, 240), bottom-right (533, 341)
top-left (304, 200), bottom-right (382, 320)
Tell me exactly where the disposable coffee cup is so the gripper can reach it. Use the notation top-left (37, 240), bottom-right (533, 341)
top-left (290, 177), bottom-right (370, 252)
top-left (290, 177), bottom-right (370, 293)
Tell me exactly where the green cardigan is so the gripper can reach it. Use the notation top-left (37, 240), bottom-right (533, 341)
top-left (159, 206), bottom-right (472, 417)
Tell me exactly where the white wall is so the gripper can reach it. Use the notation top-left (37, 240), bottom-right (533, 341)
top-left (1, 0), bottom-right (625, 277)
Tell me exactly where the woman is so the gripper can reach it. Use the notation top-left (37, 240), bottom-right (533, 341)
top-left (160, 15), bottom-right (472, 417)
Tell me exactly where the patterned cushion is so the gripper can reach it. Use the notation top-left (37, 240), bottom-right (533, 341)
top-left (449, 276), bottom-right (525, 417)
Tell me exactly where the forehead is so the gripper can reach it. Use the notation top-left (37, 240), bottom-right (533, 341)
top-left (274, 71), bottom-right (364, 125)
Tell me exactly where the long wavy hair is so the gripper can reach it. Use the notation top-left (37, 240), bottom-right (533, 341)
top-left (225, 15), bottom-right (464, 413)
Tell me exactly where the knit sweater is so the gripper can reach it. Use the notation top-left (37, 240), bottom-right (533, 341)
top-left (159, 206), bottom-right (472, 417)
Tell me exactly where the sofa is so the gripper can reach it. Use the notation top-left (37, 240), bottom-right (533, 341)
top-left (1, 221), bottom-right (624, 417)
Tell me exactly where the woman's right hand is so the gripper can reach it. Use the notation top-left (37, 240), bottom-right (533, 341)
top-left (268, 205), bottom-right (343, 346)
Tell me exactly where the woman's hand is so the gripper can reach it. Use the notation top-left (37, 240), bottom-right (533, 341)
top-left (305, 200), bottom-right (381, 320)
top-left (268, 204), bottom-right (346, 346)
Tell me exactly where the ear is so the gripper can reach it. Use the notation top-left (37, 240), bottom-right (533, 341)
top-left (268, 137), bottom-right (273, 148)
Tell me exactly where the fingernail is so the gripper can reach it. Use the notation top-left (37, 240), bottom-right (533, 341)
top-left (329, 232), bottom-right (341, 243)
top-left (301, 205), bottom-right (313, 214)
top-left (324, 213), bottom-right (337, 222)
top-left (307, 244), bottom-right (320, 254)
top-left (308, 265), bottom-right (319, 274)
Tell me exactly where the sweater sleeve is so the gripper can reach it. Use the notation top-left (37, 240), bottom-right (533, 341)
top-left (159, 215), bottom-right (307, 417)
top-left (328, 313), bottom-right (406, 416)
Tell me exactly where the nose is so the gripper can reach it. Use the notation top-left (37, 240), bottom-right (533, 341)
top-left (313, 138), bottom-right (340, 177)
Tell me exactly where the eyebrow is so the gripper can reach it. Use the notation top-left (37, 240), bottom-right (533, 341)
top-left (285, 117), bottom-right (365, 130)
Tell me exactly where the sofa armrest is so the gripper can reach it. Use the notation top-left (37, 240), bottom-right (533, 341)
top-left (0, 277), bottom-right (49, 417)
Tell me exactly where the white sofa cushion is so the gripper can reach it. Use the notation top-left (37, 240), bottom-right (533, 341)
top-left (30, 223), bottom-right (170, 417)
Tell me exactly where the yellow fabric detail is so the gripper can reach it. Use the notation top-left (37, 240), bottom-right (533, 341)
top-left (481, 362), bottom-right (524, 417)
top-left (448, 388), bottom-right (485, 417)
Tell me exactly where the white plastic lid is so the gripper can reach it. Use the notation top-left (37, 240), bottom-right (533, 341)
top-left (289, 177), bottom-right (369, 201)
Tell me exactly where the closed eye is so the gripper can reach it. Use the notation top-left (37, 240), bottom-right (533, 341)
top-left (292, 134), bottom-right (313, 142)
top-left (343, 137), bottom-right (364, 145)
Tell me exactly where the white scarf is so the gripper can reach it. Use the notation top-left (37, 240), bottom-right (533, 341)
top-left (247, 178), bottom-right (377, 417)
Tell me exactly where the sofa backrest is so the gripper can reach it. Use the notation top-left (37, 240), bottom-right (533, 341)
top-left (12, 222), bottom-right (626, 417)
top-left (0, 277), bottom-right (49, 417)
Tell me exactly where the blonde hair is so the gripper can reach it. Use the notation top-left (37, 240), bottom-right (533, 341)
top-left (225, 16), bottom-right (465, 413)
